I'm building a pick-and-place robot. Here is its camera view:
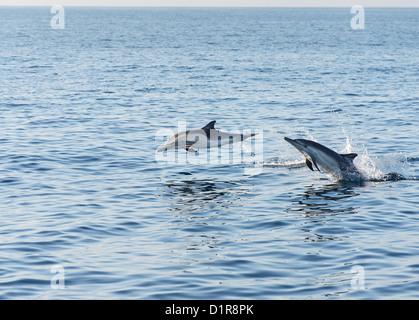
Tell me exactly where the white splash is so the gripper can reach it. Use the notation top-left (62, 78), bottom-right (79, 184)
top-left (355, 152), bottom-right (411, 181)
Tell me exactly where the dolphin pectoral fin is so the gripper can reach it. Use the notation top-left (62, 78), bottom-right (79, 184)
top-left (185, 141), bottom-right (198, 153)
top-left (185, 146), bottom-right (198, 153)
top-left (311, 158), bottom-right (321, 171)
top-left (306, 159), bottom-right (314, 171)
top-left (202, 121), bottom-right (216, 130)
top-left (306, 159), bottom-right (320, 171)
top-left (340, 153), bottom-right (358, 161)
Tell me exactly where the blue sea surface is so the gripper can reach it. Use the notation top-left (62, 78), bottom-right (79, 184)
top-left (0, 7), bottom-right (418, 299)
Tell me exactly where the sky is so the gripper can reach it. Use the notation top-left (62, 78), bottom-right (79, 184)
top-left (1, 0), bottom-right (418, 7)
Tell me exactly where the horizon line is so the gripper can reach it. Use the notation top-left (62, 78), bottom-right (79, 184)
top-left (1, 5), bottom-right (419, 7)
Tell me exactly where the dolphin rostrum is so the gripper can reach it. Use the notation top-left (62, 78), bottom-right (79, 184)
top-left (284, 137), bottom-right (363, 181)
top-left (157, 121), bottom-right (258, 153)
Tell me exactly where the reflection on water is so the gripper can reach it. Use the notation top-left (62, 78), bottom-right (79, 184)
top-left (291, 181), bottom-right (361, 216)
top-left (163, 175), bottom-right (250, 214)
top-left (286, 181), bottom-right (362, 242)
top-left (159, 174), bottom-right (252, 266)
top-left (289, 183), bottom-right (359, 218)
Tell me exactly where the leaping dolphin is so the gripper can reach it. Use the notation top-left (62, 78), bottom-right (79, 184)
top-left (284, 137), bottom-right (363, 181)
top-left (157, 121), bottom-right (258, 153)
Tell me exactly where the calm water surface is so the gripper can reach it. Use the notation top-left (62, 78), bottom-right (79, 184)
top-left (0, 7), bottom-right (418, 299)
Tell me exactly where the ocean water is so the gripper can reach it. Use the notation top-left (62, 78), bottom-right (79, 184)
top-left (0, 7), bottom-right (418, 299)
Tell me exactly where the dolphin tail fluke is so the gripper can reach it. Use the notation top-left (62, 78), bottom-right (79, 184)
top-left (242, 132), bottom-right (259, 140)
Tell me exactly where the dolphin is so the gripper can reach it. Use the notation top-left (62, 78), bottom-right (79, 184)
top-left (157, 121), bottom-right (258, 153)
top-left (284, 137), bottom-right (363, 181)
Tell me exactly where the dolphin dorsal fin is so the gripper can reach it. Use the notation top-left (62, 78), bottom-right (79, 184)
top-left (202, 121), bottom-right (216, 130)
top-left (341, 153), bottom-right (358, 161)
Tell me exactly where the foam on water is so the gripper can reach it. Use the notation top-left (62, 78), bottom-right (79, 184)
top-left (262, 159), bottom-right (305, 168)
top-left (355, 153), bottom-right (411, 181)
top-left (341, 129), bottom-right (413, 181)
